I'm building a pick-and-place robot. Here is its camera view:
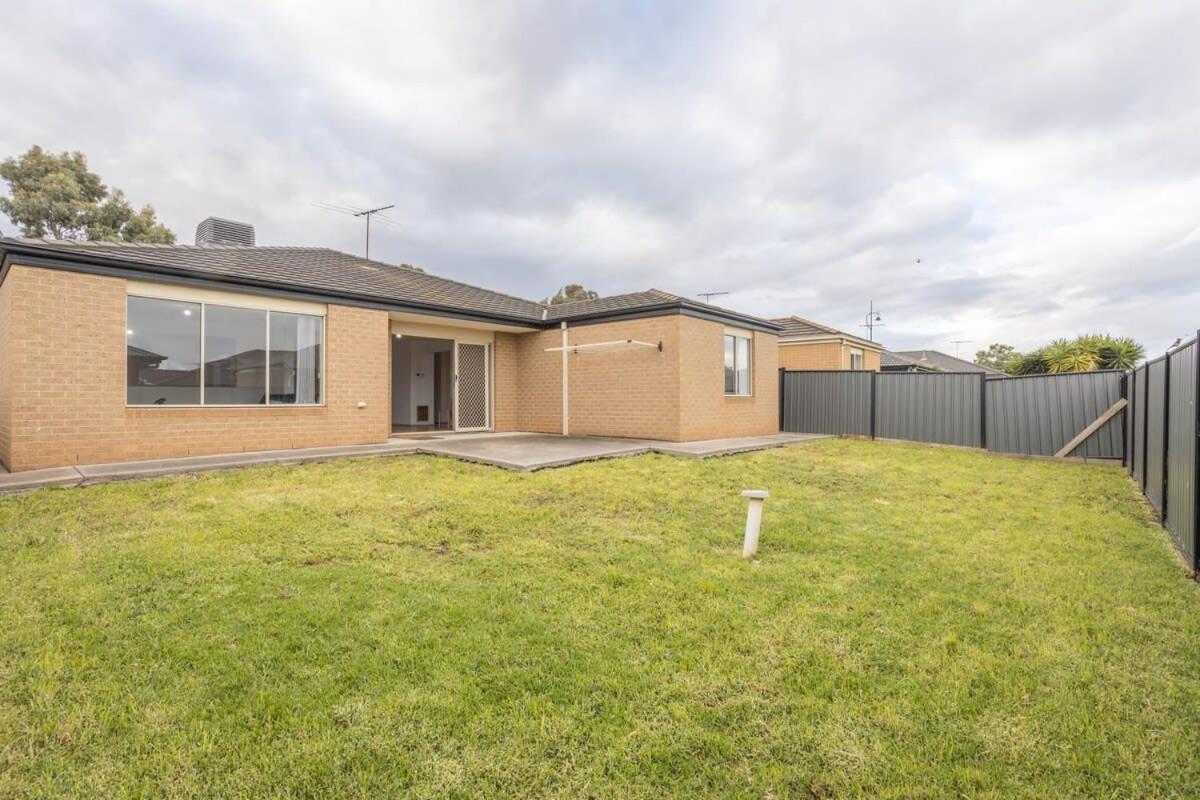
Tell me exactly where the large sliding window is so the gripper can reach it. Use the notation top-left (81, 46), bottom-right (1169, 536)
top-left (723, 330), bottom-right (752, 396)
top-left (205, 306), bottom-right (267, 405)
top-left (127, 296), bottom-right (323, 406)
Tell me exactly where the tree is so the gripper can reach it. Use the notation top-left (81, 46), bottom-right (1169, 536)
top-left (0, 146), bottom-right (175, 243)
top-left (542, 284), bottom-right (599, 305)
top-left (975, 343), bottom-right (1017, 371)
top-left (1004, 334), bottom-right (1145, 375)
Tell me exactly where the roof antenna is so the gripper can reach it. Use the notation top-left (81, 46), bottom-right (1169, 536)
top-left (313, 201), bottom-right (397, 259)
top-left (951, 339), bottom-right (972, 358)
top-left (698, 291), bottom-right (729, 304)
top-left (355, 204), bottom-right (394, 260)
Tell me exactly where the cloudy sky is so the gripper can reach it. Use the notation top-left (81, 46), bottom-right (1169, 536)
top-left (3, 1), bottom-right (1198, 354)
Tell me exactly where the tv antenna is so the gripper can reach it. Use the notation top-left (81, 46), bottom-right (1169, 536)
top-left (860, 300), bottom-right (885, 341)
top-left (698, 291), bottom-right (729, 304)
top-left (313, 201), bottom-right (399, 259)
top-left (951, 339), bottom-right (972, 358)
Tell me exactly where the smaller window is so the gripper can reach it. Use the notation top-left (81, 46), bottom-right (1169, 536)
top-left (724, 331), bottom-right (752, 395)
top-left (850, 348), bottom-right (864, 370)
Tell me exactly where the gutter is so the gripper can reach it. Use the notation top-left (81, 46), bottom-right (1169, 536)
top-left (779, 335), bottom-right (883, 350)
top-left (548, 300), bottom-right (783, 333)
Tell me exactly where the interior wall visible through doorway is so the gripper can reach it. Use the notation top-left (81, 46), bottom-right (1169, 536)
top-left (391, 335), bottom-right (454, 428)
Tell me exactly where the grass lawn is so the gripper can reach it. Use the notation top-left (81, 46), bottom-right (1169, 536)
top-left (2, 439), bottom-right (1200, 798)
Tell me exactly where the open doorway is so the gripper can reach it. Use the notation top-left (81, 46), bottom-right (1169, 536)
top-left (391, 335), bottom-right (454, 434)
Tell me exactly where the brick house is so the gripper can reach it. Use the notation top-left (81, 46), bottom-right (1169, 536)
top-left (771, 316), bottom-right (883, 372)
top-left (0, 228), bottom-right (780, 472)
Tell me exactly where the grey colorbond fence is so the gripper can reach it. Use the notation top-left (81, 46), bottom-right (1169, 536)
top-left (1127, 338), bottom-right (1198, 572)
top-left (875, 372), bottom-right (984, 447)
top-left (1144, 359), bottom-right (1167, 514)
top-left (780, 369), bottom-right (1124, 458)
top-left (779, 371), bottom-right (872, 436)
top-left (986, 371), bottom-right (1126, 459)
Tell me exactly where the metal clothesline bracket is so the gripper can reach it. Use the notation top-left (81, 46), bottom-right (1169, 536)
top-left (543, 339), bottom-right (663, 355)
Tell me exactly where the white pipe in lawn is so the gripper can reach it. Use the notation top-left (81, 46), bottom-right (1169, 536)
top-left (741, 489), bottom-right (768, 558)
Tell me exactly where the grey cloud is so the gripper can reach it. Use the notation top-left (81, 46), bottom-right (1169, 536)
top-left (2, 0), bottom-right (1199, 354)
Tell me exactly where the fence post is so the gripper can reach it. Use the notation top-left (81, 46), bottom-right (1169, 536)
top-left (869, 370), bottom-right (877, 440)
top-left (1193, 334), bottom-right (1200, 574)
top-left (1142, 365), bottom-right (1151, 492)
top-left (1162, 350), bottom-right (1172, 524)
top-left (778, 368), bottom-right (785, 431)
top-left (979, 373), bottom-right (988, 450)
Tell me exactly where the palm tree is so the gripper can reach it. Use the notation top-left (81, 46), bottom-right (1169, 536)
top-left (1020, 334), bottom-right (1144, 374)
top-left (1099, 337), bottom-right (1145, 369)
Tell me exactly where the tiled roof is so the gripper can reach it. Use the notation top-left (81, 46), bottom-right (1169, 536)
top-left (881, 350), bottom-right (930, 370)
top-left (891, 349), bottom-right (1006, 375)
top-left (770, 315), bottom-right (880, 348)
top-left (1, 238), bottom-right (546, 323)
top-left (0, 238), bottom-right (778, 330)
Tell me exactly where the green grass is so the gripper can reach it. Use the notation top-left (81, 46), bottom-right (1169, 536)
top-left (2, 440), bottom-right (1200, 798)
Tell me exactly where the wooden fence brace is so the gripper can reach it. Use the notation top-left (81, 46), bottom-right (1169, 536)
top-left (1054, 398), bottom-right (1127, 458)
top-left (1119, 371), bottom-right (1128, 470)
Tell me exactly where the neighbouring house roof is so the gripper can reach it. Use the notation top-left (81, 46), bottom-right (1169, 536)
top-left (880, 350), bottom-right (938, 372)
top-left (0, 238), bottom-right (779, 332)
top-left (890, 349), bottom-right (1006, 375)
top-left (769, 315), bottom-right (881, 350)
top-left (126, 344), bottom-right (167, 363)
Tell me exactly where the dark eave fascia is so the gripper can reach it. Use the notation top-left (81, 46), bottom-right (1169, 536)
top-left (0, 243), bottom-right (543, 330)
top-left (0, 240), bottom-right (781, 334)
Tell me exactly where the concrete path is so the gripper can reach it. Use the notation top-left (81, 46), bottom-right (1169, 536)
top-left (0, 432), bottom-right (829, 494)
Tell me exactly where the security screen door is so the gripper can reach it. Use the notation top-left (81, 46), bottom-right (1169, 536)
top-left (454, 342), bottom-right (490, 431)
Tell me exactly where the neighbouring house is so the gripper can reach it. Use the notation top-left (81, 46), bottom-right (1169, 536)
top-left (889, 350), bottom-right (1006, 376)
top-left (771, 316), bottom-right (884, 371)
top-left (880, 350), bottom-right (939, 372)
top-left (0, 219), bottom-right (780, 472)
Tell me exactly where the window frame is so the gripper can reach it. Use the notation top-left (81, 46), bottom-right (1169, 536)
top-left (125, 292), bottom-right (326, 408)
top-left (723, 328), bottom-right (753, 397)
top-left (849, 347), bottom-right (864, 371)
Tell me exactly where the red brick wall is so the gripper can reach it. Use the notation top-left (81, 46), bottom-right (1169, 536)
top-left (4, 265), bottom-right (390, 471)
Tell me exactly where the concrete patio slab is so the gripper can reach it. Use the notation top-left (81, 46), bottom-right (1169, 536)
top-left (416, 434), bottom-right (654, 471)
top-left (652, 432), bottom-right (826, 458)
top-left (0, 431), bottom-right (832, 493)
